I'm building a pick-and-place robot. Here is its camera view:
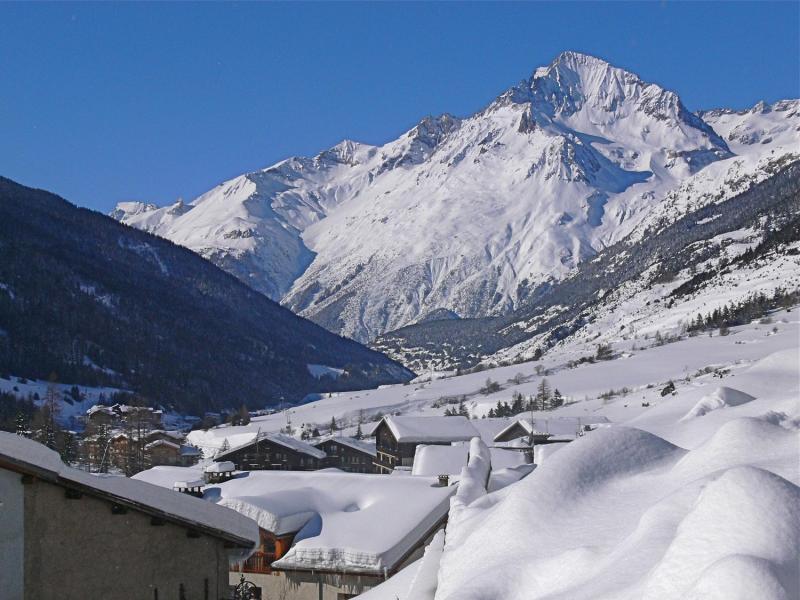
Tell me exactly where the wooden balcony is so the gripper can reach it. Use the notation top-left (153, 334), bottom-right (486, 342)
top-left (231, 550), bottom-right (274, 575)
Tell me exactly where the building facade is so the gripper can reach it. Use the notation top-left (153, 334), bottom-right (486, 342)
top-left (0, 433), bottom-right (258, 600)
top-left (215, 433), bottom-right (326, 471)
top-left (313, 437), bottom-right (376, 474)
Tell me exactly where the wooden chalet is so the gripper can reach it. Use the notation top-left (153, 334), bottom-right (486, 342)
top-left (493, 417), bottom-right (612, 447)
top-left (373, 415), bottom-right (479, 474)
top-left (313, 436), bottom-right (376, 473)
top-left (145, 439), bottom-right (202, 467)
top-left (214, 432), bottom-right (326, 471)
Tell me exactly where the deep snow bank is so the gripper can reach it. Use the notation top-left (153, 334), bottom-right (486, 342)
top-left (433, 421), bottom-right (799, 600)
top-left (681, 386), bottom-right (756, 420)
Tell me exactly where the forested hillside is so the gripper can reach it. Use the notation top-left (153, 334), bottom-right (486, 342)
top-left (0, 178), bottom-right (412, 415)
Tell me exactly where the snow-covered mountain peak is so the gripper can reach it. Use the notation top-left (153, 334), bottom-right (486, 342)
top-left (111, 55), bottom-right (798, 343)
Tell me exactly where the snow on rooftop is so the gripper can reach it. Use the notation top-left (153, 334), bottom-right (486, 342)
top-left (383, 415), bottom-right (479, 443)
top-left (207, 470), bottom-right (455, 573)
top-left (494, 415), bottom-right (611, 442)
top-left (314, 435), bottom-right (377, 456)
top-left (0, 433), bottom-right (258, 549)
top-left (205, 461), bottom-right (235, 473)
top-left (221, 431), bottom-right (327, 460)
top-left (144, 439), bottom-right (180, 450)
top-left (134, 465), bottom-right (205, 488)
top-left (174, 479), bottom-right (205, 488)
top-left (411, 444), bottom-right (469, 476)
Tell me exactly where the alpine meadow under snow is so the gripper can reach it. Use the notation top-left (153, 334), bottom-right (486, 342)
top-left (185, 309), bottom-right (800, 600)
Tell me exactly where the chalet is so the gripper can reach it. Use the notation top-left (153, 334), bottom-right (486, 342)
top-left (214, 432), bottom-right (326, 471)
top-left (145, 439), bottom-right (202, 467)
top-left (373, 416), bottom-right (479, 474)
top-left (493, 416), bottom-right (611, 447)
top-left (145, 429), bottom-right (187, 444)
top-left (84, 405), bottom-right (116, 431)
top-left (135, 468), bottom-right (456, 600)
top-left (312, 436), bottom-right (376, 473)
top-left (0, 432), bottom-right (258, 600)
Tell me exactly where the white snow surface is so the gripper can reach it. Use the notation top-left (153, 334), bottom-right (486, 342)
top-left (205, 461), bottom-right (235, 473)
top-left (307, 364), bottom-right (346, 380)
top-left (330, 311), bottom-right (800, 599)
top-left (204, 470), bottom-right (454, 573)
top-left (383, 415), bottom-right (479, 443)
top-left (431, 351), bottom-right (800, 599)
top-left (411, 444), bottom-right (469, 477)
top-left (111, 51), bottom-right (800, 342)
top-left (680, 386), bottom-right (757, 420)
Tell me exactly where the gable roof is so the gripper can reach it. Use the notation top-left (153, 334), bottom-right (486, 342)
top-left (493, 416), bottom-right (611, 443)
top-left (216, 431), bottom-right (326, 461)
top-left (0, 432), bottom-right (258, 550)
top-left (313, 435), bottom-right (377, 457)
top-left (145, 439), bottom-right (180, 451)
top-left (382, 415), bottom-right (479, 443)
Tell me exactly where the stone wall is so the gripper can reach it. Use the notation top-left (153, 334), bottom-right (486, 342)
top-left (21, 474), bottom-right (231, 599)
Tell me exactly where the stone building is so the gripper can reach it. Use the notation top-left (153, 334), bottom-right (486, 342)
top-left (0, 432), bottom-right (258, 600)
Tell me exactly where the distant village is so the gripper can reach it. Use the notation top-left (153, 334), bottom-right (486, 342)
top-left (1, 394), bottom-right (608, 599)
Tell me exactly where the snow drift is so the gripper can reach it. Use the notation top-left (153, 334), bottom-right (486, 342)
top-left (681, 386), bottom-right (756, 420)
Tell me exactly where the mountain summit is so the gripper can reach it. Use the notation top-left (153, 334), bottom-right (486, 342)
top-left (112, 52), bottom-right (798, 342)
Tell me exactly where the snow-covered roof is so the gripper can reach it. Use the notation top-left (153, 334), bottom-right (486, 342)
top-left (411, 444), bottom-right (469, 476)
top-left (313, 435), bottom-right (377, 457)
top-left (145, 439), bottom-right (180, 451)
top-left (0, 433), bottom-right (258, 550)
top-left (382, 415), bottom-right (479, 443)
top-left (86, 404), bottom-right (115, 417)
top-left (216, 432), bottom-right (326, 461)
top-left (205, 461), bottom-right (235, 473)
top-left (211, 470), bottom-right (455, 574)
top-left (174, 479), bottom-right (205, 488)
top-left (493, 416), bottom-right (611, 443)
top-left (134, 465), bottom-right (205, 488)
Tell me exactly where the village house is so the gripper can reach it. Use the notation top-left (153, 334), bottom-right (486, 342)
top-left (84, 404), bottom-right (116, 432)
top-left (372, 415), bottom-right (479, 474)
top-left (493, 416), bottom-right (611, 447)
top-left (135, 467), bottom-right (457, 600)
top-left (214, 432), bottom-right (326, 471)
top-left (145, 429), bottom-right (187, 444)
top-left (312, 435), bottom-right (376, 473)
top-left (84, 403), bottom-right (163, 433)
top-left (145, 438), bottom-right (202, 467)
top-left (0, 432), bottom-right (258, 600)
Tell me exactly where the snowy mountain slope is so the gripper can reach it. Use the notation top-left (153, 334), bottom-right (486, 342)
top-left (111, 52), bottom-right (799, 343)
top-left (187, 304), bottom-right (800, 457)
top-left (373, 160), bottom-right (800, 370)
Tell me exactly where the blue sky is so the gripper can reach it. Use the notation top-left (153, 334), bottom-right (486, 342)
top-left (1, 2), bottom-right (798, 213)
